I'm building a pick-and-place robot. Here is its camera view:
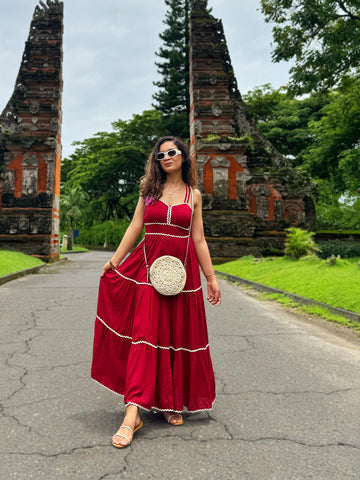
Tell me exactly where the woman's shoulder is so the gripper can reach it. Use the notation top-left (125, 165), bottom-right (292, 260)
top-left (190, 187), bottom-right (202, 208)
top-left (192, 187), bottom-right (201, 199)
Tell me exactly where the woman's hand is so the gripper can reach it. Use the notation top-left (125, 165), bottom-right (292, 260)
top-left (206, 277), bottom-right (221, 306)
top-left (101, 261), bottom-right (113, 278)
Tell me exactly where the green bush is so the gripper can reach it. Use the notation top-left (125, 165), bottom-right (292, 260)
top-left (316, 199), bottom-right (360, 230)
top-left (317, 239), bottom-right (360, 259)
top-left (78, 218), bottom-right (132, 247)
top-left (284, 227), bottom-right (320, 259)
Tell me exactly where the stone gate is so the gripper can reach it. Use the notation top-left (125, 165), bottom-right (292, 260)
top-left (190, 1), bottom-right (315, 257)
top-left (0, 0), bottom-right (64, 262)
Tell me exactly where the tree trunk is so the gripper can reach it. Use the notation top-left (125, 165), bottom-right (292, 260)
top-left (67, 228), bottom-right (73, 251)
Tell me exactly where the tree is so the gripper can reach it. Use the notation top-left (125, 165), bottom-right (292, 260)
top-left (243, 84), bottom-right (329, 165)
top-left (60, 185), bottom-right (89, 250)
top-left (153, 0), bottom-right (191, 138)
top-left (61, 110), bottom-right (167, 224)
top-left (303, 77), bottom-right (360, 195)
top-left (260, 0), bottom-right (360, 94)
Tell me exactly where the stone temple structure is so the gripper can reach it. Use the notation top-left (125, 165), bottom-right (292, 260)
top-left (0, 0), bottom-right (63, 261)
top-left (190, 1), bottom-right (315, 257)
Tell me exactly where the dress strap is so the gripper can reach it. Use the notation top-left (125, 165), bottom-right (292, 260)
top-left (184, 185), bottom-right (190, 204)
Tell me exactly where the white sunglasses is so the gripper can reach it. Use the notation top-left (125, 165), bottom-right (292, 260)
top-left (155, 148), bottom-right (182, 160)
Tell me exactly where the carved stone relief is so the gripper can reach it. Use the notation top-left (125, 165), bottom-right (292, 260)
top-left (256, 197), bottom-right (269, 220)
top-left (209, 73), bottom-right (217, 85)
top-left (29, 100), bottom-right (40, 114)
top-left (22, 168), bottom-right (38, 196)
top-left (212, 103), bottom-right (223, 116)
top-left (196, 155), bottom-right (210, 191)
top-left (274, 200), bottom-right (284, 220)
top-left (210, 156), bottom-right (230, 168)
top-left (22, 153), bottom-right (39, 166)
top-left (213, 168), bottom-right (228, 198)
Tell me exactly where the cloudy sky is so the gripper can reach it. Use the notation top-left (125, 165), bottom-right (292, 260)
top-left (0, 0), bottom-right (291, 159)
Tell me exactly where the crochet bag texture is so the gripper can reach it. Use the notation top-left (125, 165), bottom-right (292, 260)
top-left (149, 255), bottom-right (187, 296)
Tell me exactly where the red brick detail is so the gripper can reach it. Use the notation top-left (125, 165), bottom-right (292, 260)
top-left (247, 185), bottom-right (282, 220)
top-left (203, 160), bottom-right (214, 194)
top-left (228, 160), bottom-right (244, 200)
top-left (7, 153), bottom-right (48, 197)
top-left (7, 153), bottom-right (24, 197)
top-left (203, 154), bottom-right (244, 199)
top-left (37, 155), bottom-right (48, 194)
top-left (267, 186), bottom-right (282, 221)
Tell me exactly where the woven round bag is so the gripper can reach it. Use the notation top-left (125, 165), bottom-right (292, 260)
top-left (149, 255), bottom-right (187, 296)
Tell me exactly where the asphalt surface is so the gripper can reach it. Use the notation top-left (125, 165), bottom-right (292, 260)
top-left (1, 251), bottom-right (359, 480)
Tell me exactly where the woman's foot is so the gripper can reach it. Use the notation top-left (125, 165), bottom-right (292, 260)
top-left (112, 405), bottom-right (143, 448)
top-left (162, 411), bottom-right (183, 426)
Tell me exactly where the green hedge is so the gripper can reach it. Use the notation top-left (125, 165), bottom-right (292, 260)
top-left (317, 239), bottom-right (360, 259)
top-left (78, 219), bottom-right (131, 248)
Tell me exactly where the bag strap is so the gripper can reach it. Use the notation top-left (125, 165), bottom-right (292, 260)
top-left (143, 186), bottom-right (194, 279)
top-left (183, 186), bottom-right (193, 268)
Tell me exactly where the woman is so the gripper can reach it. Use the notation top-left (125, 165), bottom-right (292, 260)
top-left (91, 136), bottom-right (221, 448)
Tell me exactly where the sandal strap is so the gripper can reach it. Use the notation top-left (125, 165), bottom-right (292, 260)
top-left (118, 425), bottom-right (134, 434)
top-left (113, 433), bottom-right (130, 445)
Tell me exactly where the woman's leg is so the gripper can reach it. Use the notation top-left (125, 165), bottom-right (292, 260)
top-left (112, 404), bottom-right (142, 447)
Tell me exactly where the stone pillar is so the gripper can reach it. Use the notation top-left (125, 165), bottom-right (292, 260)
top-left (0, 0), bottom-right (64, 261)
top-left (190, 1), bottom-right (315, 257)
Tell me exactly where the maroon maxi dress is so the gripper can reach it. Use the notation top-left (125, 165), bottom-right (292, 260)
top-left (91, 186), bottom-right (215, 413)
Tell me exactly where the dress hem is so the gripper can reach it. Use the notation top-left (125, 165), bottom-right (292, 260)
top-left (91, 377), bottom-right (215, 414)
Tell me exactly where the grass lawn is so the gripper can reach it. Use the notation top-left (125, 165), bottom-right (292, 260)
top-left (60, 245), bottom-right (89, 253)
top-left (215, 255), bottom-right (360, 314)
top-left (0, 251), bottom-right (44, 277)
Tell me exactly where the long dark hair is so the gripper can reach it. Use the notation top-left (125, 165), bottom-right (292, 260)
top-left (140, 136), bottom-right (197, 202)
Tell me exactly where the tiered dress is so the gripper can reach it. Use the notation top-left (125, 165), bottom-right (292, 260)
top-left (91, 185), bottom-right (215, 413)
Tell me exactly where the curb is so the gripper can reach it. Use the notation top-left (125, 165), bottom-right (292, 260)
top-left (215, 270), bottom-right (360, 324)
top-left (0, 257), bottom-right (68, 286)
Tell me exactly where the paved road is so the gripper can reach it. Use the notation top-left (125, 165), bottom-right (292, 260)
top-left (1, 251), bottom-right (359, 480)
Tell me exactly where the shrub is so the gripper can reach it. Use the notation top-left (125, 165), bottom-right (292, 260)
top-left (284, 227), bottom-right (320, 260)
top-left (78, 218), bottom-right (132, 247)
top-left (317, 239), bottom-right (360, 259)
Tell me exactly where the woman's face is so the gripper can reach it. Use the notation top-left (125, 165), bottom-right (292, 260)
top-left (157, 141), bottom-right (183, 173)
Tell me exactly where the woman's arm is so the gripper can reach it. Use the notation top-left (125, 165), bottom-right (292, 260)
top-left (191, 188), bottom-right (221, 306)
top-left (101, 196), bottom-right (145, 277)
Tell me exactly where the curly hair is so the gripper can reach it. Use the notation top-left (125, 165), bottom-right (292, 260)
top-left (139, 136), bottom-right (197, 202)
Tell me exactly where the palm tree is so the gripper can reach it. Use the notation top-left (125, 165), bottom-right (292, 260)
top-left (60, 185), bottom-right (89, 250)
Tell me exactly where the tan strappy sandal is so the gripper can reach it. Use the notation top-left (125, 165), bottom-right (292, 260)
top-left (163, 412), bottom-right (184, 426)
top-left (112, 420), bottom-right (143, 448)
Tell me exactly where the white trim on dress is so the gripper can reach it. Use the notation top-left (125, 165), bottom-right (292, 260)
top-left (96, 315), bottom-right (209, 353)
top-left (91, 378), bottom-right (214, 413)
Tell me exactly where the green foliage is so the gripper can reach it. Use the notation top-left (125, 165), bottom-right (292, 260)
top-left (153, 2), bottom-right (189, 112)
top-left (316, 198), bottom-right (360, 230)
top-left (284, 227), bottom-right (320, 259)
top-left (111, 110), bottom-right (167, 151)
top-left (78, 218), bottom-right (132, 248)
top-left (260, 0), bottom-right (360, 94)
top-left (60, 185), bottom-right (89, 230)
top-left (152, 0), bottom-right (197, 138)
top-left (243, 84), bottom-right (329, 165)
top-left (62, 110), bottom-right (168, 225)
top-left (244, 81), bottom-right (360, 216)
top-left (201, 133), bottom-right (254, 146)
top-left (317, 239), bottom-right (360, 259)
top-left (303, 78), bottom-right (360, 194)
